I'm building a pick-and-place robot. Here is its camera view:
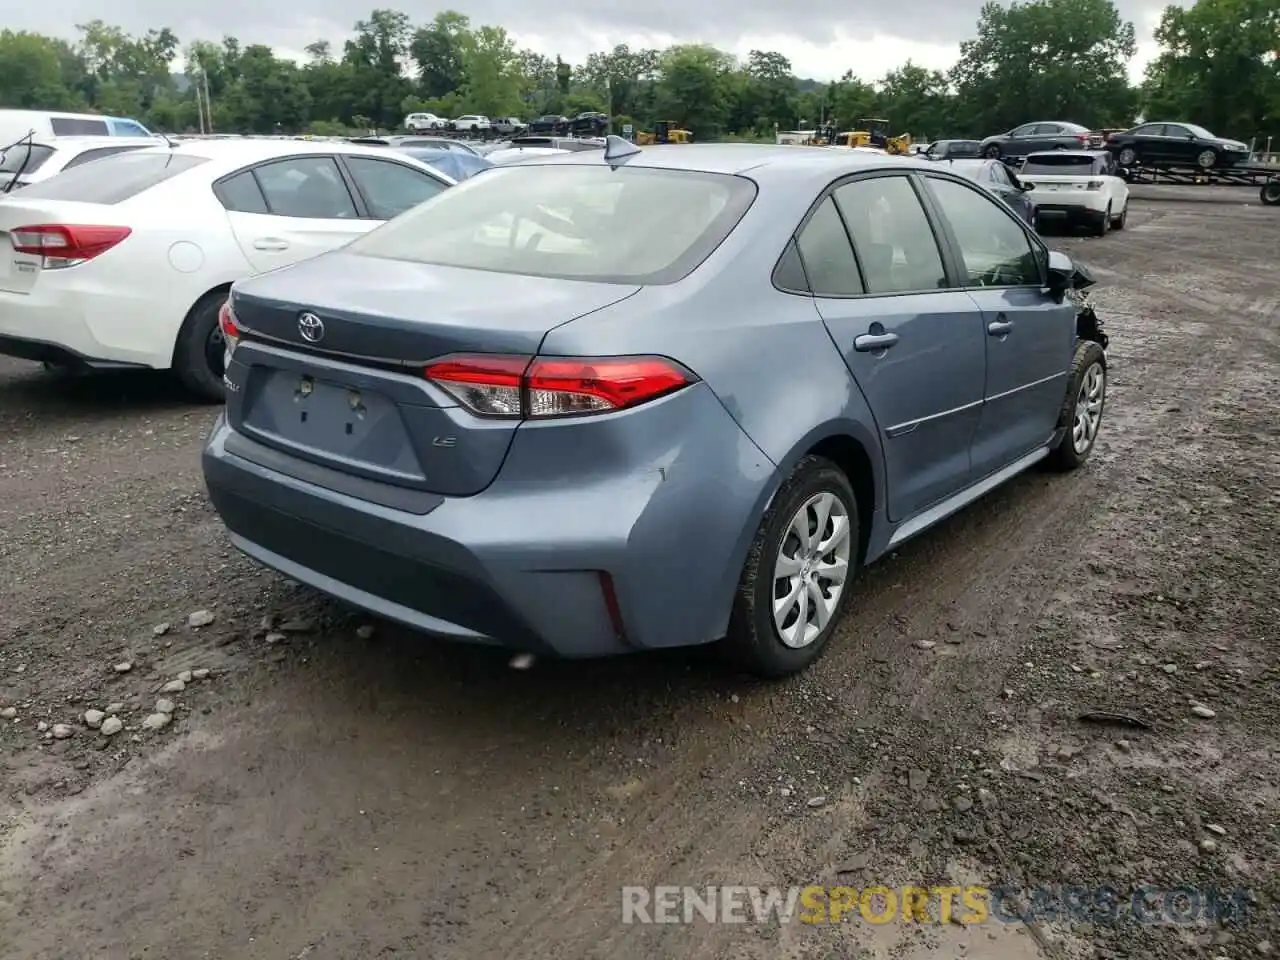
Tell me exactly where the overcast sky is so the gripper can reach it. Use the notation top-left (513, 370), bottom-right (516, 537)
top-left (9, 1), bottom-right (1170, 83)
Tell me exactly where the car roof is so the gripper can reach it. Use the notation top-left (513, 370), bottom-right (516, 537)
top-left (1024, 149), bottom-right (1106, 158)
top-left (517, 142), bottom-right (924, 188)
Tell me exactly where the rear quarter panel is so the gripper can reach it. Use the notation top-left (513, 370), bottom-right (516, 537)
top-left (539, 184), bottom-right (887, 640)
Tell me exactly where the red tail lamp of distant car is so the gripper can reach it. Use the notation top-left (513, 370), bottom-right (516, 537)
top-left (9, 224), bottom-right (131, 269)
top-left (424, 354), bottom-right (697, 419)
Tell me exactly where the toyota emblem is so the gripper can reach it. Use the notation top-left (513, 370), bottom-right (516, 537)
top-left (297, 312), bottom-right (325, 343)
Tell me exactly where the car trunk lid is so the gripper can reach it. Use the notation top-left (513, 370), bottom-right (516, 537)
top-left (226, 251), bottom-right (641, 497)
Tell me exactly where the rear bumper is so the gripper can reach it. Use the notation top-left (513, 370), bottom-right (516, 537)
top-left (202, 386), bottom-right (776, 658)
top-left (1033, 201), bottom-right (1108, 224)
top-left (0, 285), bottom-right (179, 369)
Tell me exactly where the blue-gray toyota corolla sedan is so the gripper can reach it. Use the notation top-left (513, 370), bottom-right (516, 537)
top-left (203, 138), bottom-right (1108, 677)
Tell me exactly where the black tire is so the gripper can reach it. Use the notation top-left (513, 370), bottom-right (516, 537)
top-left (722, 456), bottom-right (860, 678)
top-left (1261, 182), bottom-right (1280, 206)
top-left (983, 143), bottom-right (1002, 159)
top-left (1046, 341), bottom-right (1107, 472)
top-left (1111, 203), bottom-right (1127, 229)
top-left (1117, 146), bottom-right (1137, 167)
top-left (1196, 148), bottom-right (1218, 169)
top-left (1092, 204), bottom-right (1111, 237)
top-left (172, 289), bottom-right (229, 403)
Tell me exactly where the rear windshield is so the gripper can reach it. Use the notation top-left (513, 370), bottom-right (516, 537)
top-left (1022, 155), bottom-right (1098, 174)
top-left (347, 164), bottom-right (757, 285)
top-left (15, 150), bottom-right (207, 204)
top-left (0, 143), bottom-right (55, 174)
top-left (50, 117), bottom-right (110, 136)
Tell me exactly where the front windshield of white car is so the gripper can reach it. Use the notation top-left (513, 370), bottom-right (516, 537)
top-left (346, 163), bottom-right (758, 285)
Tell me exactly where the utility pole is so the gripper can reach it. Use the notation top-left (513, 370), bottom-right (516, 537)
top-left (606, 76), bottom-right (613, 135)
top-left (203, 69), bottom-right (214, 134)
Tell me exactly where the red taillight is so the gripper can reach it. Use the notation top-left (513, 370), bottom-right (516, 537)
top-left (218, 300), bottom-right (240, 356)
top-left (9, 224), bottom-right (131, 268)
top-left (424, 354), bottom-right (695, 419)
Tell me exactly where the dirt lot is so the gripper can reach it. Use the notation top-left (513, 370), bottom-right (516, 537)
top-left (1, 187), bottom-right (1277, 960)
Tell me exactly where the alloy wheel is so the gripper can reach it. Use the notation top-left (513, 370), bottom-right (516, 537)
top-left (772, 491), bottom-right (852, 648)
top-left (1072, 362), bottom-right (1105, 454)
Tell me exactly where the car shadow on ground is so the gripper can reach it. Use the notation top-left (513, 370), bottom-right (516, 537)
top-left (0, 361), bottom-right (206, 422)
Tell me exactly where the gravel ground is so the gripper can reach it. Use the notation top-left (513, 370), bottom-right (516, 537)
top-left (0, 189), bottom-right (1277, 960)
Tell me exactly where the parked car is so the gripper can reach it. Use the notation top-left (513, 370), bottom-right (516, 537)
top-left (980, 122), bottom-right (1093, 161)
top-left (404, 112), bottom-right (445, 132)
top-left (0, 108), bottom-right (151, 145)
top-left (350, 135), bottom-right (485, 157)
top-left (0, 135), bottom-right (163, 190)
top-left (923, 139), bottom-right (982, 160)
top-left (570, 112), bottom-right (609, 137)
top-left (485, 146), bottom-right (572, 164)
top-left (1105, 122), bottom-right (1250, 170)
top-left (1017, 150), bottom-right (1129, 235)
top-left (203, 143), bottom-right (1108, 678)
top-left (393, 146), bottom-right (492, 181)
top-left (507, 136), bottom-right (606, 152)
top-left (451, 115), bottom-right (490, 133)
top-left (941, 158), bottom-right (1037, 226)
top-left (528, 115), bottom-right (569, 135)
top-left (0, 139), bottom-right (454, 400)
top-left (491, 118), bottom-right (525, 136)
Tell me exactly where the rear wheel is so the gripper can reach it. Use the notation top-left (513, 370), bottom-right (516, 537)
top-left (1117, 146), bottom-right (1137, 166)
top-left (1092, 204), bottom-right (1111, 237)
top-left (1046, 341), bottom-right (1106, 472)
top-left (1111, 202), bottom-right (1127, 229)
top-left (723, 456), bottom-right (859, 678)
top-left (1261, 181), bottom-right (1280, 206)
top-left (172, 290), bottom-right (229, 403)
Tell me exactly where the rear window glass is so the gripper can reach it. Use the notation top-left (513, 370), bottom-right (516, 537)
top-left (16, 150), bottom-right (207, 204)
top-left (1022, 155), bottom-right (1098, 174)
top-left (63, 144), bottom-right (151, 169)
top-left (0, 143), bottom-right (55, 174)
top-left (347, 164), bottom-right (757, 285)
top-left (50, 117), bottom-right (109, 136)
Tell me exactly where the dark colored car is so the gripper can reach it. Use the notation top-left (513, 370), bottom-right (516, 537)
top-left (570, 112), bottom-right (609, 137)
top-left (1106, 122), bottom-right (1250, 170)
top-left (943, 158), bottom-right (1037, 226)
top-left (979, 122), bottom-right (1093, 161)
top-left (528, 115), bottom-right (569, 135)
top-left (923, 140), bottom-right (982, 161)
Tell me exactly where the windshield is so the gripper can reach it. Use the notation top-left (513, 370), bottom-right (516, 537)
top-left (347, 163), bottom-right (757, 285)
top-left (0, 143), bottom-right (55, 175)
top-left (1022, 155), bottom-right (1098, 175)
top-left (1183, 123), bottom-right (1216, 139)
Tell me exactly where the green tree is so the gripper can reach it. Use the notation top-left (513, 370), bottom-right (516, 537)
top-left (655, 44), bottom-right (735, 136)
top-left (410, 11), bottom-right (471, 100)
top-left (950, 0), bottom-right (1138, 135)
top-left (460, 25), bottom-right (524, 116)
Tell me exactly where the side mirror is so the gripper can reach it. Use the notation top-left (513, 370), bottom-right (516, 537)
top-left (1021, 181), bottom-right (1035, 191)
top-left (1046, 251), bottom-right (1074, 300)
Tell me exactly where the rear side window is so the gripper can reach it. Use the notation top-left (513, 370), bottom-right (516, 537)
top-left (347, 164), bottom-right (757, 285)
top-left (794, 197), bottom-right (863, 296)
top-left (110, 120), bottom-right (151, 137)
top-left (62, 144), bottom-right (151, 170)
top-left (214, 170), bottom-right (270, 214)
top-left (345, 157), bottom-right (447, 219)
top-left (15, 151), bottom-right (207, 204)
top-left (50, 117), bottom-right (109, 136)
top-left (834, 176), bottom-right (948, 294)
top-left (0, 143), bottom-right (55, 174)
top-left (1021, 155), bottom-right (1097, 175)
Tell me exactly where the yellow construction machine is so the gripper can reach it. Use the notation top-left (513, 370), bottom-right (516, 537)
top-left (844, 118), bottom-right (912, 154)
top-left (636, 121), bottom-right (692, 145)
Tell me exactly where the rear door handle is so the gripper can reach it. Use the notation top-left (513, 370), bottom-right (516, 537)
top-left (987, 319), bottom-right (1014, 336)
top-left (854, 332), bottom-right (899, 351)
top-left (253, 237), bottom-right (289, 251)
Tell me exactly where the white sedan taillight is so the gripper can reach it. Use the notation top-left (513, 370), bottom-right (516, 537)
top-left (9, 224), bottom-right (131, 269)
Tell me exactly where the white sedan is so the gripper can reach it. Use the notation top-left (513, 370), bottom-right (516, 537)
top-left (1, 135), bottom-right (165, 190)
top-left (0, 139), bottom-right (453, 399)
top-left (1017, 150), bottom-right (1130, 236)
